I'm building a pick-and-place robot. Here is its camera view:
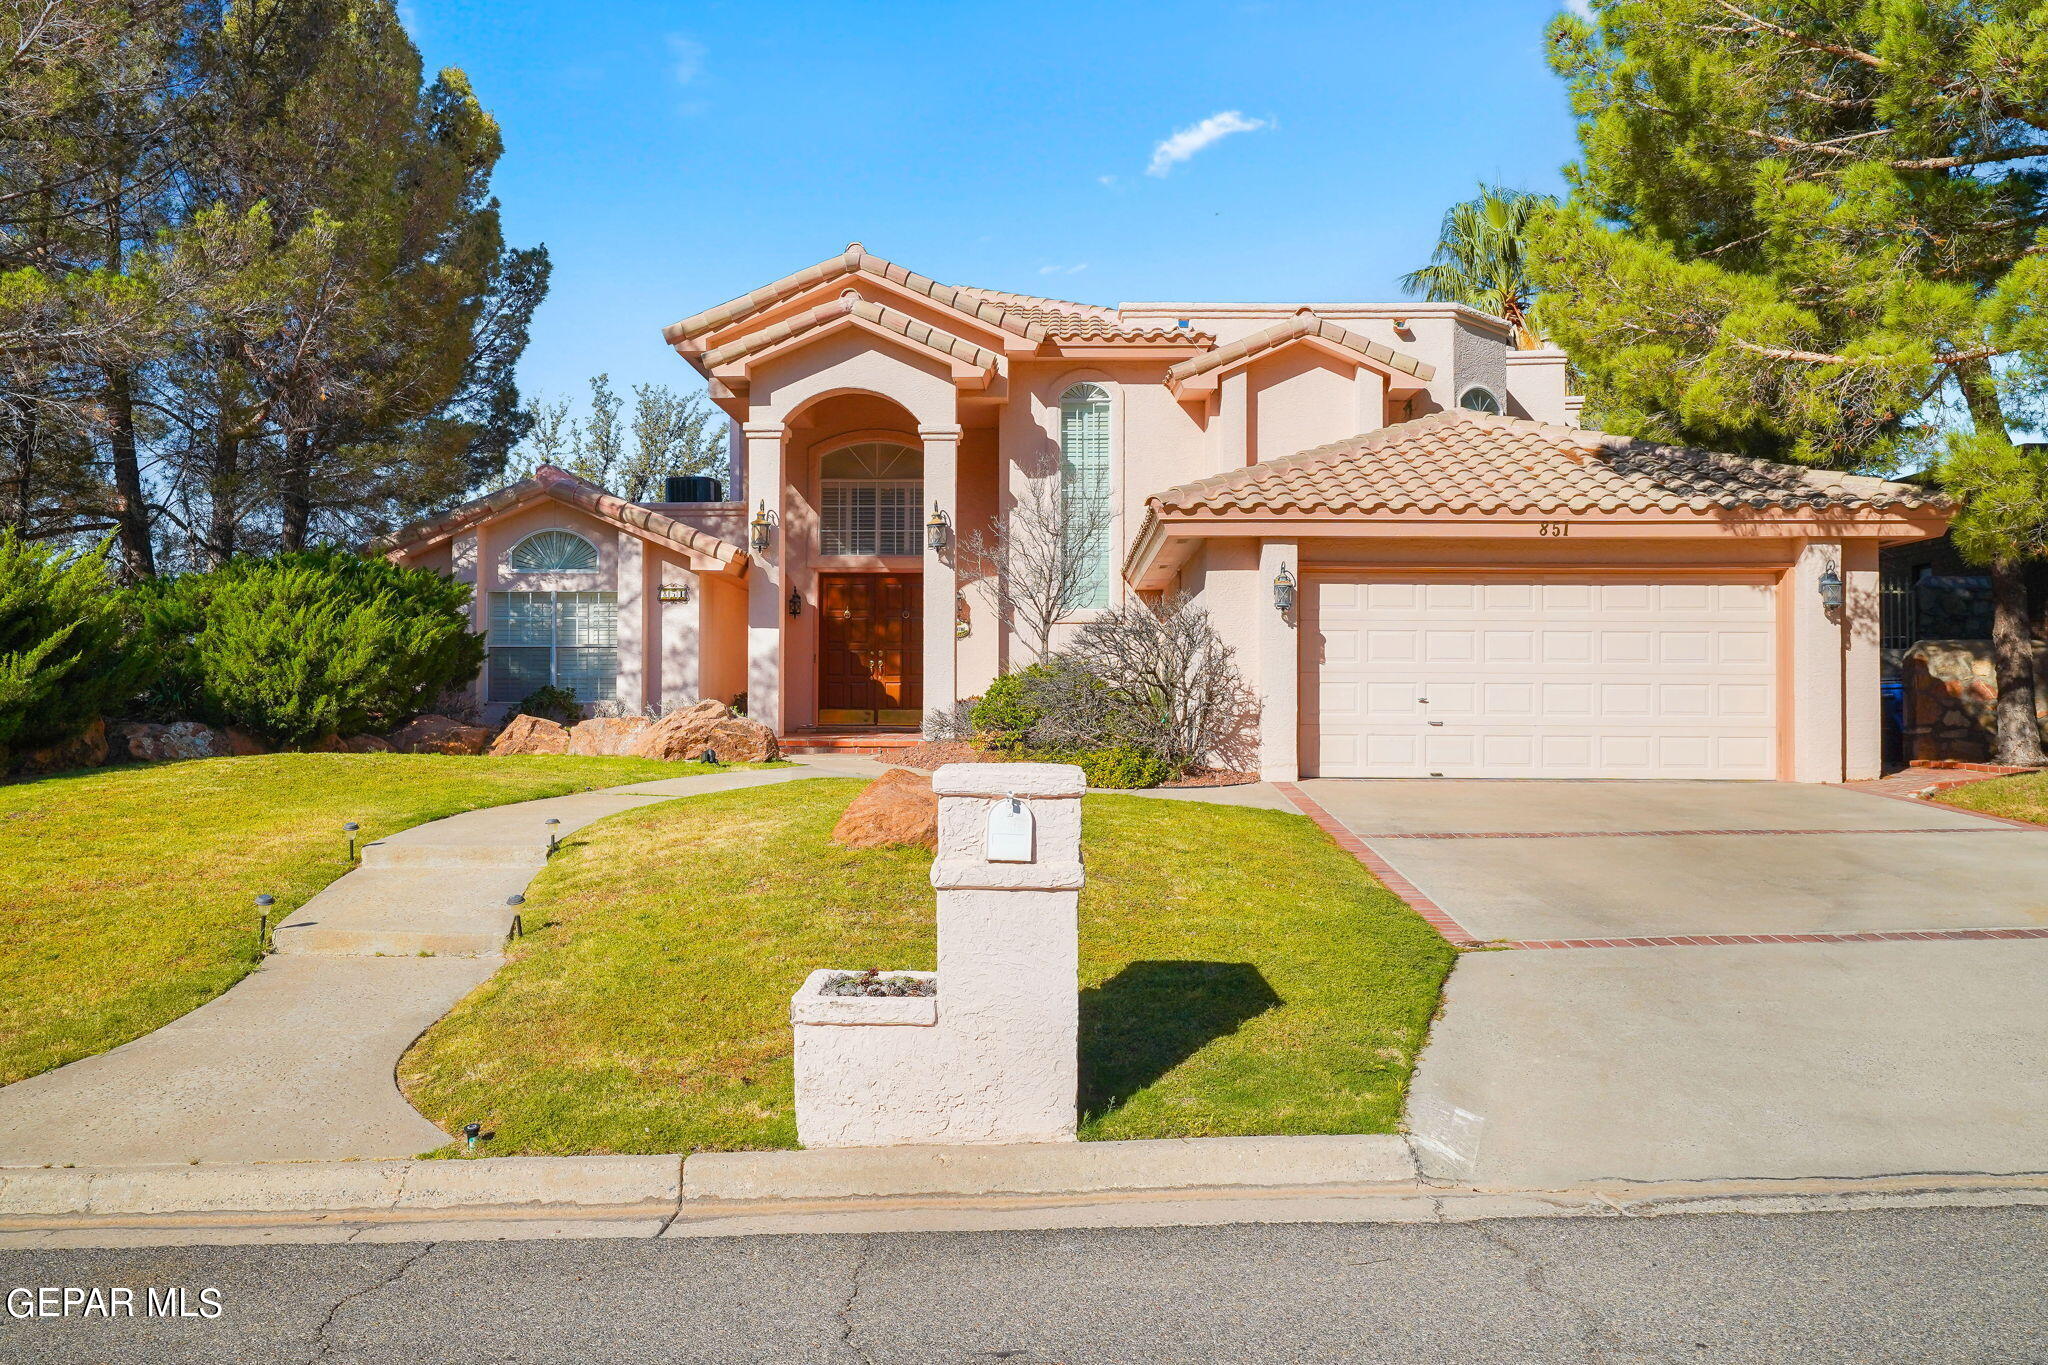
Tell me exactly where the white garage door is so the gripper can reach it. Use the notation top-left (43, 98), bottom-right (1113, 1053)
top-left (1303, 575), bottom-right (1777, 779)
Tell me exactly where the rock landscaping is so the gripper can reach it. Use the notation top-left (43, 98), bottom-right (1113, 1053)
top-left (830, 768), bottom-right (938, 849)
top-left (817, 969), bottom-right (937, 998)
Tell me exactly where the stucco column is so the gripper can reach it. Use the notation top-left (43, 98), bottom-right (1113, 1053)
top-left (1257, 538), bottom-right (1300, 782)
top-left (922, 423), bottom-right (962, 718)
top-left (614, 531), bottom-right (645, 711)
top-left (1842, 538), bottom-right (1882, 781)
top-left (1785, 538), bottom-right (1848, 783)
top-left (1352, 369), bottom-right (1388, 435)
top-left (743, 422), bottom-right (786, 732)
top-left (452, 529), bottom-right (485, 712)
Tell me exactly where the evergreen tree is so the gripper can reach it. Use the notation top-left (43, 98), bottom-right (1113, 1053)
top-left (1531, 0), bottom-right (2048, 763)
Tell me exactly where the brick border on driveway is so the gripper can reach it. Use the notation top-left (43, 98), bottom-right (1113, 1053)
top-left (1271, 782), bottom-right (1481, 946)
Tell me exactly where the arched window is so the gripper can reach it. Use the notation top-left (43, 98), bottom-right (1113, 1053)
top-left (1058, 384), bottom-right (1112, 609)
top-left (506, 529), bottom-right (599, 573)
top-left (819, 442), bottom-right (923, 556)
top-left (1458, 386), bottom-right (1503, 415)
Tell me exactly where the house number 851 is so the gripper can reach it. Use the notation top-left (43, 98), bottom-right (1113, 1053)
top-left (1537, 522), bottom-right (1572, 537)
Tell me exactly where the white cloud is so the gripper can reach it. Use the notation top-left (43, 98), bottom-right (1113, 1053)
top-left (1037, 263), bottom-right (1090, 276)
top-left (1098, 174), bottom-right (1118, 187)
top-left (667, 34), bottom-right (706, 85)
top-left (1145, 110), bottom-right (1270, 177)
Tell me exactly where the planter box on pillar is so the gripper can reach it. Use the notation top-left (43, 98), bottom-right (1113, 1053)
top-left (791, 762), bottom-right (1085, 1148)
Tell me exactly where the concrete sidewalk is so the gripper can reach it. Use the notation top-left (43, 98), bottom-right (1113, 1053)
top-left (0, 764), bottom-right (829, 1167)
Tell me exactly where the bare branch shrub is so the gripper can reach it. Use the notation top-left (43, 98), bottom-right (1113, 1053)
top-left (962, 472), bottom-right (1110, 665)
top-left (1043, 594), bottom-right (1258, 771)
top-left (921, 700), bottom-right (977, 741)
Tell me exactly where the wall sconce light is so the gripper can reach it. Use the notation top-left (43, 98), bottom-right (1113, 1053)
top-left (658, 582), bottom-right (692, 604)
top-left (749, 500), bottom-right (775, 552)
top-left (926, 502), bottom-right (949, 553)
top-left (1273, 564), bottom-right (1297, 615)
top-left (1818, 567), bottom-right (1844, 612)
top-left (787, 589), bottom-right (803, 618)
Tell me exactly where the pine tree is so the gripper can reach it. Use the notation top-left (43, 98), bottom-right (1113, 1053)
top-left (1531, 0), bottom-right (2048, 763)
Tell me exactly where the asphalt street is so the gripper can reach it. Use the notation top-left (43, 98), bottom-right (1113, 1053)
top-left (2, 1205), bottom-right (2044, 1363)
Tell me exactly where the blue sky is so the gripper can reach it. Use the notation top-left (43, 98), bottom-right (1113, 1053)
top-left (401, 0), bottom-right (1585, 413)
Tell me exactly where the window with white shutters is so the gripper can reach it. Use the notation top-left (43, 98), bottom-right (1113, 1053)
top-left (1059, 383), bottom-right (1112, 609)
top-left (818, 442), bottom-right (923, 556)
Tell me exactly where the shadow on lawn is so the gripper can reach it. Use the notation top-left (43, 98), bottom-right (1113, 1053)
top-left (1079, 960), bottom-right (1282, 1121)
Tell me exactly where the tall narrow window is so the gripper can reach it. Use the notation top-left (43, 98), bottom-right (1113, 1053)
top-left (487, 591), bottom-right (618, 704)
top-left (1059, 383), bottom-right (1112, 609)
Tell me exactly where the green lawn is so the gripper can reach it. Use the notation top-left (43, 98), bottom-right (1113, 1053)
top-left (1933, 771), bottom-right (2048, 824)
top-left (0, 752), bottom-right (722, 1085)
top-left (401, 778), bottom-right (1455, 1155)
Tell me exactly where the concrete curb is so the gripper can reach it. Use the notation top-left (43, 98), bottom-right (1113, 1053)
top-left (0, 1155), bottom-right (679, 1218)
top-left (684, 1135), bottom-right (1415, 1201)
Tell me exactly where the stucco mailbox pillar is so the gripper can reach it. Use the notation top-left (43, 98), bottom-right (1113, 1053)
top-left (791, 762), bottom-right (1084, 1147)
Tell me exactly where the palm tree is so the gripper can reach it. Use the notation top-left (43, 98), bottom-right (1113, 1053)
top-left (1400, 185), bottom-right (1555, 349)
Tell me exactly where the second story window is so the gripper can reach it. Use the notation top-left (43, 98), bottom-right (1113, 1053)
top-left (1458, 386), bottom-right (1503, 414)
top-left (1058, 383), bottom-right (1112, 609)
top-left (820, 442), bottom-right (923, 556)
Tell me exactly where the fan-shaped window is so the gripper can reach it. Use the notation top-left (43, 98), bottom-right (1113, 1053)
top-left (1059, 384), bottom-right (1112, 609)
top-left (820, 442), bottom-right (923, 556)
top-left (1458, 386), bottom-right (1503, 414)
top-left (506, 529), bottom-right (599, 573)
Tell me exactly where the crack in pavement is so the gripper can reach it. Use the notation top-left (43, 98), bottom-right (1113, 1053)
top-left (834, 1234), bottom-right (875, 1365)
top-left (302, 1243), bottom-right (437, 1364)
top-left (1472, 1222), bottom-right (1638, 1363)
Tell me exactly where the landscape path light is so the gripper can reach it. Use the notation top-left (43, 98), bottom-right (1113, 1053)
top-left (344, 821), bottom-right (360, 862)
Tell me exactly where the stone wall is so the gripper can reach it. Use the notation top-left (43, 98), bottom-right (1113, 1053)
top-left (1903, 639), bottom-right (2048, 762)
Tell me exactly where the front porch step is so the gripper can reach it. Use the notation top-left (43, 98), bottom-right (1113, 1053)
top-left (780, 731), bottom-right (923, 757)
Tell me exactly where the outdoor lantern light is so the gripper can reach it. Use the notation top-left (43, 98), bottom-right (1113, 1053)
top-left (343, 820), bottom-right (360, 862)
top-left (926, 502), bottom-right (949, 552)
top-left (787, 588), bottom-right (803, 617)
top-left (749, 500), bottom-right (774, 552)
top-left (1273, 564), bottom-right (1297, 615)
top-left (1818, 567), bottom-right (1845, 611)
top-left (544, 816), bottom-right (561, 855)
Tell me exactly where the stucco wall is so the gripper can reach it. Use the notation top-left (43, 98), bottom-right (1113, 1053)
top-left (1248, 348), bottom-right (1365, 464)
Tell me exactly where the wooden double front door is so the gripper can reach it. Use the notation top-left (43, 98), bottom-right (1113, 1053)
top-left (818, 573), bottom-right (923, 727)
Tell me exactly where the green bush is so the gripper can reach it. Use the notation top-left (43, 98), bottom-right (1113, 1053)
top-left (140, 549), bottom-right (485, 746)
top-left (0, 533), bottom-right (151, 759)
top-left (970, 665), bottom-right (1053, 751)
top-left (507, 685), bottom-right (582, 725)
top-left (1028, 744), bottom-right (1180, 789)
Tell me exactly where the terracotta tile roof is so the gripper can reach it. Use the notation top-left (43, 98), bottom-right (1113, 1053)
top-left (700, 297), bottom-right (1000, 372)
top-left (664, 244), bottom-right (1045, 347)
top-left (1165, 311), bottom-right (1434, 384)
top-left (1147, 411), bottom-right (1954, 517)
top-left (371, 465), bottom-right (745, 566)
top-left (951, 288), bottom-right (1212, 343)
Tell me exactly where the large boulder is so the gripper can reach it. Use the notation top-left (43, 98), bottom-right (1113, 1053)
top-left (830, 768), bottom-right (937, 850)
top-left (18, 717), bottom-right (111, 774)
top-left (629, 699), bottom-right (732, 761)
top-left (701, 716), bottom-right (779, 764)
top-left (489, 713), bottom-right (571, 757)
top-left (389, 714), bottom-right (490, 756)
top-left (109, 719), bottom-right (228, 764)
top-left (566, 715), bottom-right (654, 756)
top-left (223, 727), bottom-right (268, 756)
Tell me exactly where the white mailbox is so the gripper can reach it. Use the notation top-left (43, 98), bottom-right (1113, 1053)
top-left (985, 795), bottom-right (1035, 862)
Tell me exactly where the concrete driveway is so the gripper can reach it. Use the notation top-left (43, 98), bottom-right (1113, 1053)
top-left (1291, 779), bottom-right (2048, 1185)
top-left (1296, 779), bottom-right (2048, 940)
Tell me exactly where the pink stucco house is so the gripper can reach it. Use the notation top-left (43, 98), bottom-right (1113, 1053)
top-left (382, 244), bottom-right (1950, 782)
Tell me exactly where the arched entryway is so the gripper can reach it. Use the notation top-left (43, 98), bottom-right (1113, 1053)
top-left (780, 392), bottom-right (930, 729)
